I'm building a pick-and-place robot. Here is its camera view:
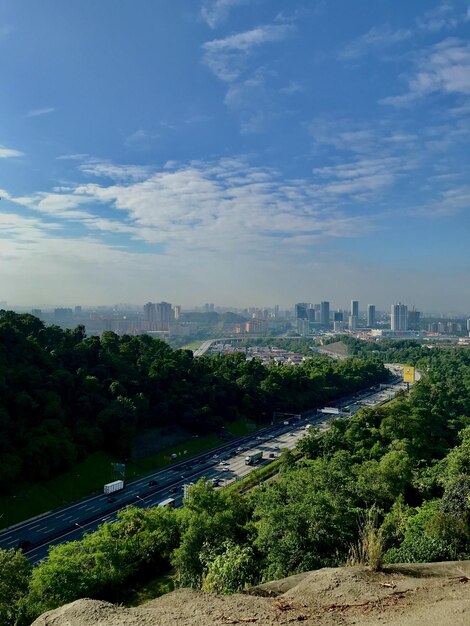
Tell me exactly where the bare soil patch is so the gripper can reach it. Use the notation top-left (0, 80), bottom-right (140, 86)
top-left (32, 561), bottom-right (470, 626)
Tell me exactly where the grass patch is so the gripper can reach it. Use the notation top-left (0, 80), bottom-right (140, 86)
top-left (133, 434), bottom-right (221, 473)
top-left (179, 340), bottom-right (206, 351)
top-left (0, 434), bottom-right (222, 529)
top-left (225, 416), bottom-right (257, 436)
top-left (123, 570), bottom-right (176, 607)
top-left (0, 452), bottom-right (120, 529)
top-left (224, 458), bottom-right (283, 495)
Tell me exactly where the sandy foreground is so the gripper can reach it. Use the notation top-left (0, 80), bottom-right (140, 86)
top-left (32, 561), bottom-right (470, 626)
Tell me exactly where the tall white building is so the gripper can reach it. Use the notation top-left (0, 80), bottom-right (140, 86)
top-left (391, 303), bottom-right (408, 331)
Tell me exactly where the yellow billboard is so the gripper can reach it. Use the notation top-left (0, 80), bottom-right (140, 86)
top-left (403, 366), bottom-right (415, 383)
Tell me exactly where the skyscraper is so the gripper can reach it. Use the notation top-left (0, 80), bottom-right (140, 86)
top-left (156, 302), bottom-right (172, 329)
top-left (367, 304), bottom-right (376, 328)
top-left (407, 309), bottom-right (421, 331)
top-left (295, 303), bottom-right (308, 320)
top-left (391, 303), bottom-right (408, 331)
top-left (320, 301), bottom-right (330, 326)
top-left (351, 300), bottom-right (359, 319)
top-left (144, 302), bottom-right (157, 330)
top-left (348, 315), bottom-right (357, 331)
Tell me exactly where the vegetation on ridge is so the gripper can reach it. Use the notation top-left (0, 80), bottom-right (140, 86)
top-left (0, 314), bottom-right (469, 625)
top-left (0, 310), bottom-right (388, 494)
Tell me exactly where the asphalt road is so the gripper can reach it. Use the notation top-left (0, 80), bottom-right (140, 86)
top-left (0, 369), bottom-right (408, 564)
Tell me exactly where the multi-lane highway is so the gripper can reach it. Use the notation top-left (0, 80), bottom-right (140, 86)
top-left (0, 369), bottom-right (409, 564)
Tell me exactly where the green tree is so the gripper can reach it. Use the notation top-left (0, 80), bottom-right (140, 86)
top-left (202, 541), bottom-right (256, 593)
top-left (0, 549), bottom-right (31, 626)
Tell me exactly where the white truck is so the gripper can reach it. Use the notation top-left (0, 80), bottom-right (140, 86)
top-left (103, 480), bottom-right (124, 495)
top-left (319, 407), bottom-right (340, 415)
top-left (158, 497), bottom-right (176, 508)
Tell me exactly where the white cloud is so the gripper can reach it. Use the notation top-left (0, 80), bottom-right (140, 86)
top-left (417, 3), bottom-right (461, 32)
top-left (124, 129), bottom-right (160, 149)
top-left (0, 212), bottom-right (62, 241)
top-left (201, 0), bottom-right (248, 28)
top-left (202, 24), bottom-right (292, 81)
top-left (79, 159), bottom-right (150, 181)
top-left (382, 38), bottom-right (470, 105)
top-left (0, 145), bottom-right (23, 158)
top-left (338, 25), bottom-right (412, 61)
top-left (8, 157), bottom-right (375, 258)
top-left (26, 107), bottom-right (56, 118)
top-left (309, 117), bottom-right (417, 156)
top-left (412, 185), bottom-right (470, 217)
top-left (57, 153), bottom-right (89, 161)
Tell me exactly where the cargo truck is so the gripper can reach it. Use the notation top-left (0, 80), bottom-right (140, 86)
top-left (319, 407), bottom-right (340, 415)
top-left (245, 451), bottom-right (263, 465)
top-left (103, 480), bottom-right (124, 495)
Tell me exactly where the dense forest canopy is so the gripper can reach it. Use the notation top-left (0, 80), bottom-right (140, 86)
top-left (0, 311), bottom-right (389, 492)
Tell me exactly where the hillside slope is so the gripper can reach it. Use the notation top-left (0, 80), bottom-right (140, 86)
top-left (32, 561), bottom-right (470, 626)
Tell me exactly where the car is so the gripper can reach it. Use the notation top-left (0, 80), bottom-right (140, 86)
top-left (169, 487), bottom-right (177, 494)
top-left (148, 479), bottom-right (157, 486)
top-left (213, 454), bottom-right (219, 458)
top-left (107, 497), bottom-right (116, 503)
top-left (221, 467), bottom-right (230, 472)
top-left (268, 453), bottom-right (275, 458)
top-left (289, 432), bottom-right (295, 437)
top-left (236, 446), bottom-right (243, 452)
top-left (17, 539), bottom-right (32, 551)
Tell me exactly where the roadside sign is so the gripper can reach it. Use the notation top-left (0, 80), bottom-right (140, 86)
top-left (403, 366), bottom-right (415, 383)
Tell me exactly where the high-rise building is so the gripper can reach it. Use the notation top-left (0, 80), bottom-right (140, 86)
top-left (333, 310), bottom-right (344, 322)
top-left (173, 305), bottom-right (181, 321)
top-left (407, 309), bottom-right (421, 331)
top-left (466, 318), bottom-right (470, 332)
top-left (307, 307), bottom-right (316, 322)
top-left (391, 303), bottom-right (408, 331)
top-left (156, 302), bottom-right (172, 329)
top-left (320, 301), bottom-right (330, 326)
top-left (295, 303), bottom-right (308, 320)
top-left (144, 302), bottom-right (157, 330)
top-left (348, 315), bottom-right (357, 331)
top-left (351, 300), bottom-right (359, 319)
top-left (367, 304), bottom-right (376, 328)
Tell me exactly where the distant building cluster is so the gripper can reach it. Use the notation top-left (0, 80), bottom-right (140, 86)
top-left (20, 298), bottom-right (469, 344)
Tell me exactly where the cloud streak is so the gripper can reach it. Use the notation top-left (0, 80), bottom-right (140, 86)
top-left (7, 157), bottom-right (376, 259)
top-left (0, 145), bottom-right (23, 158)
top-left (338, 24), bottom-right (412, 60)
top-left (382, 38), bottom-right (470, 105)
top-left (26, 107), bottom-right (56, 118)
top-left (200, 0), bottom-right (248, 28)
top-left (202, 24), bottom-right (293, 81)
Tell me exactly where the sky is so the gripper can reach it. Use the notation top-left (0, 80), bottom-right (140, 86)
top-left (0, 0), bottom-right (469, 313)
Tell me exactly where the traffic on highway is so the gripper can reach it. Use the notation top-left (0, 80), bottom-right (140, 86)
top-left (0, 366), bottom-right (409, 564)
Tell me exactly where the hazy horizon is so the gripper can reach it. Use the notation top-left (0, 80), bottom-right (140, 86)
top-left (1, 1), bottom-right (469, 311)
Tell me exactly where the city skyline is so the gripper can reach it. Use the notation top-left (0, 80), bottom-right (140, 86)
top-left (1, 1), bottom-right (469, 309)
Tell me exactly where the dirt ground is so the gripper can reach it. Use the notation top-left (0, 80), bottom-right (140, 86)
top-left (32, 561), bottom-right (470, 626)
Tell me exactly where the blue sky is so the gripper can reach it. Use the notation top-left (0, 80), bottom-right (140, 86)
top-left (1, 0), bottom-right (469, 312)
